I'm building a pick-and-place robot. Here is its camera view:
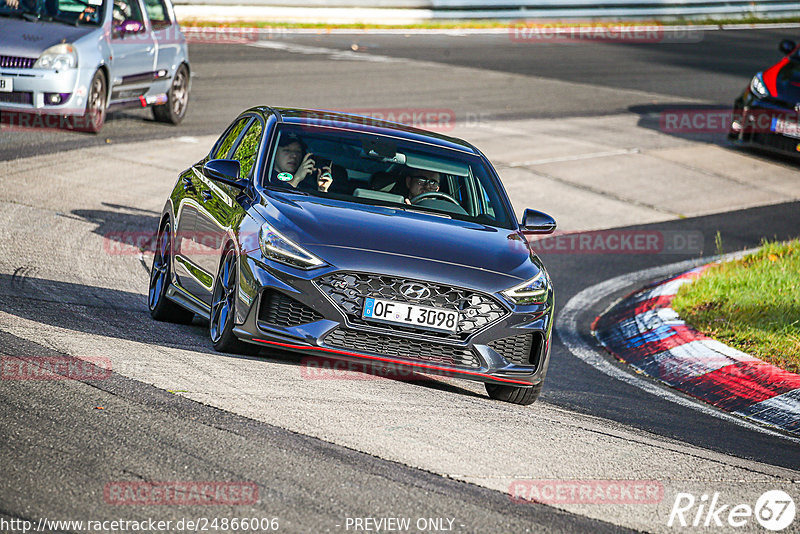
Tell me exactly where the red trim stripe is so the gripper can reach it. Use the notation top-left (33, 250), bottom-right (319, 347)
top-left (680, 362), bottom-right (800, 412)
top-left (252, 338), bottom-right (534, 386)
top-left (762, 58), bottom-right (789, 97)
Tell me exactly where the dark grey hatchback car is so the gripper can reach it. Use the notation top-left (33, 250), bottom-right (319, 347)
top-left (149, 107), bottom-right (556, 405)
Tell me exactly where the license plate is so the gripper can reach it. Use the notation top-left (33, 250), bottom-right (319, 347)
top-left (771, 116), bottom-right (800, 139)
top-left (362, 297), bottom-right (458, 334)
top-left (0, 77), bottom-right (11, 93)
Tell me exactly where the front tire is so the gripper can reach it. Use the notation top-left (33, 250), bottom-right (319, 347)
top-left (485, 382), bottom-right (542, 405)
top-left (153, 64), bottom-right (189, 125)
top-left (149, 221), bottom-right (195, 324)
top-left (210, 247), bottom-right (258, 354)
top-left (77, 70), bottom-right (107, 133)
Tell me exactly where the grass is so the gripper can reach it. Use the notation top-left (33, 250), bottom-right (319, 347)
top-left (671, 239), bottom-right (800, 374)
top-left (178, 16), bottom-right (800, 30)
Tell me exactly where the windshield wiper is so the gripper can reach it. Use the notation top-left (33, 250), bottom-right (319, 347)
top-left (0, 9), bottom-right (37, 20)
top-left (39, 12), bottom-right (79, 25)
top-left (396, 205), bottom-right (452, 218)
top-left (263, 185), bottom-right (309, 196)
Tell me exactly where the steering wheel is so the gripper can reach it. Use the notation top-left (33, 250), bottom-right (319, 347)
top-left (411, 191), bottom-right (461, 206)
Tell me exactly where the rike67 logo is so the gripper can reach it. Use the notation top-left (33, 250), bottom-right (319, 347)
top-left (668, 490), bottom-right (796, 531)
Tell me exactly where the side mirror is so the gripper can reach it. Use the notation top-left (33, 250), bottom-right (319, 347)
top-left (203, 159), bottom-right (246, 189)
top-left (521, 209), bottom-right (556, 234)
top-left (779, 39), bottom-right (796, 55)
top-left (113, 19), bottom-right (144, 37)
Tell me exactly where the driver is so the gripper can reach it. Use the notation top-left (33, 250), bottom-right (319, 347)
top-left (404, 169), bottom-right (440, 205)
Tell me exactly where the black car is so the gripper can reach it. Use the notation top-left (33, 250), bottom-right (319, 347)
top-left (148, 107), bottom-right (556, 405)
top-left (729, 38), bottom-right (800, 156)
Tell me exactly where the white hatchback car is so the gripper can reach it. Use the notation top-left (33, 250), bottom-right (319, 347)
top-left (0, 0), bottom-right (190, 131)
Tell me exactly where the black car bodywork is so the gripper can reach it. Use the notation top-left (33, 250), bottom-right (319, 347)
top-left (148, 107), bottom-right (557, 405)
top-left (729, 38), bottom-right (800, 157)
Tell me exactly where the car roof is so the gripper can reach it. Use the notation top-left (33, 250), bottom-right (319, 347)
top-left (247, 106), bottom-right (480, 155)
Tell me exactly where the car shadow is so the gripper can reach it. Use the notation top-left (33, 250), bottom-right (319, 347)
top-left (0, 109), bottom-right (151, 135)
top-left (0, 271), bottom-right (482, 400)
top-left (629, 103), bottom-right (800, 167)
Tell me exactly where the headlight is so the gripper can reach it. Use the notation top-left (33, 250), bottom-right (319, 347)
top-left (259, 223), bottom-right (324, 269)
top-left (502, 270), bottom-right (550, 305)
top-left (34, 43), bottom-right (78, 70)
top-left (750, 72), bottom-right (769, 98)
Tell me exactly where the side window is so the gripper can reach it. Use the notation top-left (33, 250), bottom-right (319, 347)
top-left (211, 118), bottom-right (249, 160)
top-left (112, 0), bottom-right (144, 26)
top-left (142, 0), bottom-right (171, 28)
top-left (231, 119), bottom-right (264, 179)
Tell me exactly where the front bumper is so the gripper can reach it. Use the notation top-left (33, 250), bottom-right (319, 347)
top-left (232, 256), bottom-right (553, 387)
top-left (0, 66), bottom-right (90, 114)
top-left (729, 93), bottom-right (800, 156)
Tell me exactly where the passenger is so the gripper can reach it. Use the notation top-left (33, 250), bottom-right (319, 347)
top-left (270, 134), bottom-right (333, 193)
top-left (404, 169), bottom-right (441, 204)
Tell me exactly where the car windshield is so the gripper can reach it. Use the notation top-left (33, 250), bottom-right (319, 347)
top-left (0, 0), bottom-right (105, 26)
top-left (262, 125), bottom-right (515, 229)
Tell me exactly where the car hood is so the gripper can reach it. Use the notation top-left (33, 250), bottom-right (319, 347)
top-left (257, 191), bottom-right (541, 291)
top-left (0, 18), bottom-right (95, 57)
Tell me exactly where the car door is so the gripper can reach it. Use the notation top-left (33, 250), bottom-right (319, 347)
top-left (141, 0), bottom-right (179, 77)
top-left (189, 116), bottom-right (262, 305)
top-left (174, 116), bottom-right (249, 300)
top-left (107, 0), bottom-right (157, 102)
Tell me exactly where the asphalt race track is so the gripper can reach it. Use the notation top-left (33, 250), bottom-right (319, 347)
top-left (1, 28), bottom-right (799, 533)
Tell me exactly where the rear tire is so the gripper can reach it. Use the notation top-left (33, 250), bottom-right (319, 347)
top-left (210, 247), bottom-right (259, 355)
top-left (153, 64), bottom-right (189, 125)
top-left (149, 221), bottom-right (195, 324)
top-left (485, 382), bottom-right (542, 405)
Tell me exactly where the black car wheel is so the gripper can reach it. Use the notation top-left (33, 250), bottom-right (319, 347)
top-left (485, 382), bottom-right (542, 405)
top-left (77, 70), bottom-right (106, 133)
top-left (149, 222), bottom-right (194, 323)
top-left (210, 247), bottom-right (258, 354)
top-left (153, 64), bottom-right (189, 125)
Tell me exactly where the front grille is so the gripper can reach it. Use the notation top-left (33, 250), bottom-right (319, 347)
top-left (0, 55), bottom-right (36, 69)
top-left (258, 290), bottom-right (323, 327)
top-left (324, 328), bottom-right (482, 368)
top-left (315, 272), bottom-right (508, 341)
top-left (0, 91), bottom-right (33, 105)
top-left (488, 332), bottom-right (544, 367)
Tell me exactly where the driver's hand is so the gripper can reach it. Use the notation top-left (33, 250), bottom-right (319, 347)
top-left (405, 198), bottom-right (411, 205)
top-left (5, 0), bottom-right (20, 8)
top-left (291, 153), bottom-right (315, 187)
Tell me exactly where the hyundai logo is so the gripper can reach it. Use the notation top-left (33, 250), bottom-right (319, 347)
top-left (400, 283), bottom-right (431, 300)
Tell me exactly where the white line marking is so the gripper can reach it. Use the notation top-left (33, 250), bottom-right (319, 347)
top-left (248, 40), bottom-right (400, 63)
top-left (185, 24), bottom-right (800, 36)
top-left (508, 148), bottom-right (640, 167)
top-left (556, 253), bottom-right (800, 444)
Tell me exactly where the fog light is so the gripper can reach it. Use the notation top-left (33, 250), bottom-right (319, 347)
top-left (44, 92), bottom-right (70, 105)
